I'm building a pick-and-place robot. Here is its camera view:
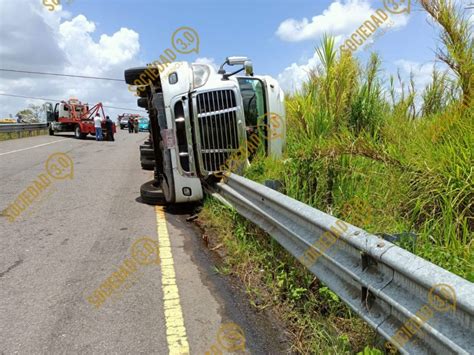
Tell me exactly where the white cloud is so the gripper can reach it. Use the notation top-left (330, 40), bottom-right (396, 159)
top-left (195, 57), bottom-right (218, 70)
top-left (276, 0), bottom-right (410, 42)
top-left (275, 0), bottom-right (412, 93)
top-left (395, 59), bottom-right (438, 90)
top-left (59, 16), bottom-right (140, 69)
top-left (0, 0), bottom-right (143, 119)
top-left (277, 51), bottom-right (321, 93)
top-left (276, 0), bottom-right (411, 43)
top-left (276, 0), bottom-right (373, 42)
top-left (392, 59), bottom-right (454, 110)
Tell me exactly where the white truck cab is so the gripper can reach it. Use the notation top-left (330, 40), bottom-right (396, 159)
top-left (125, 56), bottom-right (286, 204)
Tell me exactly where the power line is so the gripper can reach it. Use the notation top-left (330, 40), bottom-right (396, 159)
top-left (0, 68), bottom-right (124, 82)
top-left (0, 93), bottom-right (145, 113)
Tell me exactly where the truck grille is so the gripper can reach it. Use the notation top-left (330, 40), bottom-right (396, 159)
top-left (195, 90), bottom-right (240, 174)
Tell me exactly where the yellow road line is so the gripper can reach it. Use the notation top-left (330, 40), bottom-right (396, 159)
top-left (155, 206), bottom-right (190, 355)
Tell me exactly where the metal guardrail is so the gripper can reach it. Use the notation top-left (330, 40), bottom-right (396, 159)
top-left (213, 174), bottom-right (474, 354)
top-left (0, 123), bottom-right (48, 133)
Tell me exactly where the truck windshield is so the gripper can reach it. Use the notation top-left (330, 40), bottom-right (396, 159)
top-left (237, 78), bottom-right (266, 128)
top-left (237, 77), bottom-right (268, 157)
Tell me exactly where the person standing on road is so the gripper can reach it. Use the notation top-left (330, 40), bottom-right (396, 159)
top-left (128, 118), bottom-right (134, 134)
top-left (94, 113), bottom-right (103, 141)
top-left (134, 118), bottom-right (139, 133)
top-left (105, 115), bottom-right (115, 142)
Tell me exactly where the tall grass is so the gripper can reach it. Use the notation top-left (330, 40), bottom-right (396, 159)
top-left (199, 2), bottom-right (473, 353)
top-left (245, 1), bottom-right (473, 279)
top-left (349, 54), bottom-right (387, 136)
top-left (421, 0), bottom-right (474, 108)
top-left (421, 69), bottom-right (454, 116)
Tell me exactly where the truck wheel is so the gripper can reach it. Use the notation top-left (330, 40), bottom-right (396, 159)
top-left (140, 148), bottom-right (154, 159)
top-left (49, 126), bottom-right (54, 136)
top-left (137, 97), bottom-right (148, 109)
top-left (141, 158), bottom-right (155, 171)
top-left (74, 126), bottom-right (85, 139)
top-left (124, 66), bottom-right (149, 85)
top-left (140, 180), bottom-right (165, 205)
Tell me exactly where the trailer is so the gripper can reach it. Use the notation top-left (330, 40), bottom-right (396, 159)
top-left (44, 98), bottom-right (115, 139)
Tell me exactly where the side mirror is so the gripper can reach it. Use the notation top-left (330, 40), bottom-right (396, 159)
top-left (244, 60), bottom-right (253, 76)
top-left (227, 56), bottom-right (249, 66)
top-left (218, 56), bottom-right (253, 78)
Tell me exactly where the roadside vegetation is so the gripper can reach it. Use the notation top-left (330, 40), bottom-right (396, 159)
top-left (198, 1), bottom-right (472, 353)
top-left (0, 129), bottom-right (48, 141)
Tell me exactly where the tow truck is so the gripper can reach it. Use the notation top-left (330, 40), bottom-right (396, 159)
top-left (44, 98), bottom-right (115, 139)
top-left (125, 56), bottom-right (286, 205)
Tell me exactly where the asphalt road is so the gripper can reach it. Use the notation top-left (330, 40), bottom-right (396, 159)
top-left (0, 131), bottom-right (287, 354)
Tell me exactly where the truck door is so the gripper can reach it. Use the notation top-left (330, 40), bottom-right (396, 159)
top-left (44, 103), bottom-right (54, 122)
top-left (54, 103), bottom-right (59, 121)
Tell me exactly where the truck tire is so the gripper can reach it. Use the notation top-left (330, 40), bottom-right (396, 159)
top-left (140, 148), bottom-right (154, 159)
top-left (140, 180), bottom-right (165, 205)
top-left (49, 126), bottom-right (54, 136)
top-left (141, 159), bottom-right (155, 171)
top-left (124, 66), bottom-right (149, 85)
top-left (74, 125), bottom-right (86, 139)
top-left (137, 97), bottom-right (148, 109)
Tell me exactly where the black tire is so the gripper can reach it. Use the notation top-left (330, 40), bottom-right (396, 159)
top-left (140, 180), bottom-right (165, 205)
top-left (124, 66), bottom-right (149, 85)
top-left (49, 126), bottom-right (54, 136)
top-left (124, 67), bottom-right (154, 99)
top-left (74, 125), bottom-right (86, 139)
top-left (140, 147), bottom-right (154, 159)
top-left (137, 97), bottom-right (148, 109)
top-left (141, 160), bottom-right (155, 171)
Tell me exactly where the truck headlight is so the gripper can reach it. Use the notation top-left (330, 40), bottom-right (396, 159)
top-left (192, 64), bottom-right (210, 89)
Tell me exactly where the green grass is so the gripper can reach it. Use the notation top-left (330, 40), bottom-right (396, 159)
top-left (199, 199), bottom-right (380, 354)
top-left (198, 3), bottom-right (473, 353)
top-left (238, 24), bottom-right (473, 280)
top-left (241, 103), bottom-right (473, 281)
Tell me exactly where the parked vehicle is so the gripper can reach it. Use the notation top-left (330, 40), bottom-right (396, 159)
top-left (44, 98), bottom-right (116, 139)
top-left (119, 117), bottom-right (129, 129)
top-left (118, 113), bottom-right (140, 130)
top-left (138, 117), bottom-right (149, 132)
top-left (125, 56), bottom-right (286, 204)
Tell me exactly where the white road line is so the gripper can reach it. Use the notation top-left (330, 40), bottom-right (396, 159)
top-left (0, 139), bottom-right (69, 157)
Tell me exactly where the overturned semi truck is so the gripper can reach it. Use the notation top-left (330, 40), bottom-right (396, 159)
top-left (124, 56), bottom-right (286, 205)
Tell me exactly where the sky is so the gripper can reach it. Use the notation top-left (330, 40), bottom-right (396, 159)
top-left (0, 0), bottom-right (472, 120)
